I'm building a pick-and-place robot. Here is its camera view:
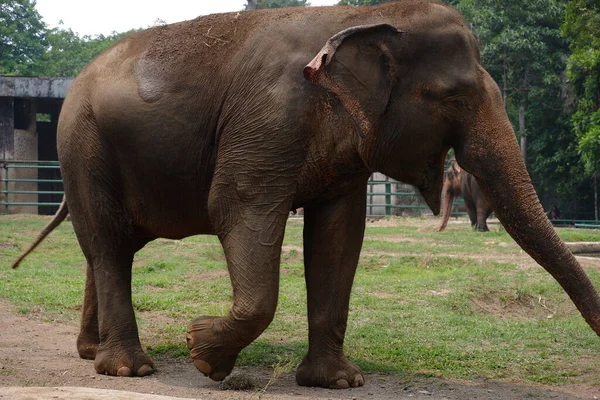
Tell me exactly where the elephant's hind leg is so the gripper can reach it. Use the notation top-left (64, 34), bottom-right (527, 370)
top-left (84, 239), bottom-right (154, 377)
top-left (77, 262), bottom-right (99, 360)
top-left (296, 184), bottom-right (367, 389)
top-left (66, 184), bottom-right (155, 376)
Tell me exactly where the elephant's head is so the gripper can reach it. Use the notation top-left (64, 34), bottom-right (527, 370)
top-left (304, 3), bottom-right (600, 336)
top-left (437, 159), bottom-right (463, 232)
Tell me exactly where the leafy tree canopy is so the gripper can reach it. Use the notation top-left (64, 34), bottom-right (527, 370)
top-left (40, 25), bottom-right (135, 77)
top-left (245, 0), bottom-right (309, 10)
top-left (0, 0), bottom-right (47, 75)
top-left (0, 0), bottom-right (143, 77)
top-left (337, 0), bottom-right (395, 5)
top-left (562, 0), bottom-right (600, 174)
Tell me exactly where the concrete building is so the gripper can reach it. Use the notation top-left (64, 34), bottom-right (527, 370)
top-left (0, 76), bottom-right (73, 214)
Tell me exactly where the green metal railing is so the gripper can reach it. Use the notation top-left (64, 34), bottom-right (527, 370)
top-left (366, 179), bottom-right (465, 218)
top-left (0, 161), bottom-right (444, 217)
top-left (7, 161), bottom-right (591, 228)
top-left (1, 160), bottom-right (63, 214)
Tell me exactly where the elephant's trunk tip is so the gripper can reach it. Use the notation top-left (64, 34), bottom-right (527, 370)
top-left (587, 314), bottom-right (600, 337)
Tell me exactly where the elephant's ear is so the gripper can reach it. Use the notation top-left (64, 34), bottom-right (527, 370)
top-left (304, 24), bottom-right (402, 138)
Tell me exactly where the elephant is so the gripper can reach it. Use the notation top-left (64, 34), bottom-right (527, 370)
top-left (12, 0), bottom-right (600, 390)
top-left (437, 159), bottom-right (492, 232)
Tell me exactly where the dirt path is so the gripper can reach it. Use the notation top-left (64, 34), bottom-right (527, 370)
top-left (1, 300), bottom-right (597, 400)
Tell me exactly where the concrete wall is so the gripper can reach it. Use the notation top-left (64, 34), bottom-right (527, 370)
top-left (9, 100), bottom-right (38, 214)
top-left (0, 77), bottom-right (72, 99)
top-left (0, 76), bottom-right (71, 215)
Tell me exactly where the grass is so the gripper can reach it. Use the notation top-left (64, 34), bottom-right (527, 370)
top-left (1, 214), bottom-right (600, 387)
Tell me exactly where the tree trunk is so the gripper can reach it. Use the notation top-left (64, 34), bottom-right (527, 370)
top-left (519, 104), bottom-right (526, 165)
top-left (503, 51), bottom-right (508, 108)
top-left (595, 171), bottom-right (598, 221)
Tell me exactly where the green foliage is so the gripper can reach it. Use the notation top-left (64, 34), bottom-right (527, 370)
top-left (0, 0), bottom-right (47, 75)
top-left (245, 0), bottom-right (309, 10)
top-left (449, 0), bottom-right (594, 218)
top-left (337, 0), bottom-right (395, 5)
top-left (40, 26), bottom-right (135, 77)
top-left (0, 0), bottom-right (138, 78)
top-left (562, 0), bottom-right (600, 174)
top-left (453, 0), bottom-right (567, 123)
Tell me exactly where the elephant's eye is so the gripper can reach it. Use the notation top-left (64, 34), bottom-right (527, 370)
top-left (445, 95), bottom-right (471, 110)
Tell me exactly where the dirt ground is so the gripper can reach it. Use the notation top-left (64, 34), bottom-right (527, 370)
top-left (1, 298), bottom-right (598, 400)
top-left (2, 217), bottom-right (600, 399)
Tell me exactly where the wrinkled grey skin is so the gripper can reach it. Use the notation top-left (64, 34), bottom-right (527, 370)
top-left (12, 1), bottom-right (600, 390)
top-left (438, 160), bottom-right (493, 232)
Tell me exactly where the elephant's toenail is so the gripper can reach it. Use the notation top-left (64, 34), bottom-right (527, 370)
top-left (332, 379), bottom-right (350, 389)
top-left (138, 364), bottom-right (154, 376)
top-left (186, 333), bottom-right (194, 348)
top-left (210, 371), bottom-right (228, 381)
top-left (117, 366), bottom-right (132, 377)
top-left (193, 359), bottom-right (211, 376)
top-left (353, 375), bottom-right (365, 387)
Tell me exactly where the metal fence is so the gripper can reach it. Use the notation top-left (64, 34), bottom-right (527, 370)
top-left (0, 160), bottom-right (478, 221)
top-left (1, 160), bottom-right (63, 215)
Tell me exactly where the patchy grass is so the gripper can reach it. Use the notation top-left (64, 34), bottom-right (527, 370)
top-left (1, 214), bottom-right (600, 387)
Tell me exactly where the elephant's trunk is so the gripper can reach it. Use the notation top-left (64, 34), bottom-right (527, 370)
top-left (437, 178), bottom-right (454, 232)
top-left (455, 72), bottom-right (600, 336)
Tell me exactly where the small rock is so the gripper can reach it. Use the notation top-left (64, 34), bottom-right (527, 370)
top-left (418, 390), bottom-right (432, 395)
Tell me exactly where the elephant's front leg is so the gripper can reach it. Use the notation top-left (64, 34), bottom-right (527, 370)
top-left (296, 185), bottom-right (367, 389)
top-left (186, 178), bottom-right (292, 381)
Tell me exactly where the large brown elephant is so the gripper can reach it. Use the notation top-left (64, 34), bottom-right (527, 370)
top-left (438, 159), bottom-right (492, 232)
top-left (12, 1), bottom-right (600, 390)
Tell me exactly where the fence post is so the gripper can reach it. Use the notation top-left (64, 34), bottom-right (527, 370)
top-left (3, 162), bottom-right (7, 214)
top-left (385, 179), bottom-right (391, 216)
top-left (368, 177), bottom-right (373, 217)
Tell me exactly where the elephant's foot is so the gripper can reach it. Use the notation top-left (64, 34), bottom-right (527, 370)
top-left (93, 342), bottom-right (156, 377)
top-left (476, 224), bottom-right (489, 232)
top-left (296, 355), bottom-right (365, 389)
top-left (76, 334), bottom-right (99, 360)
top-left (186, 316), bottom-right (241, 381)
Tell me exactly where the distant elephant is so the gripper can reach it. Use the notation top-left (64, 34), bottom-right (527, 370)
top-left (438, 159), bottom-right (492, 232)
top-left (12, 1), bottom-right (600, 390)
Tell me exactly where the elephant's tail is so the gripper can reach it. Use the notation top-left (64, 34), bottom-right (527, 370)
top-left (12, 197), bottom-right (69, 269)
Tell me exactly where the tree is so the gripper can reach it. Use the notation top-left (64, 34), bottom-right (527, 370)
top-left (337, 0), bottom-right (395, 5)
top-left (562, 0), bottom-right (600, 174)
top-left (450, 0), bottom-right (596, 218)
top-left (39, 25), bottom-right (134, 77)
top-left (245, 0), bottom-right (309, 10)
top-left (0, 0), bottom-right (47, 75)
top-left (453, 0), bottom-right (568, 166)
top-left (561, 0), bottom-right (600, 218)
